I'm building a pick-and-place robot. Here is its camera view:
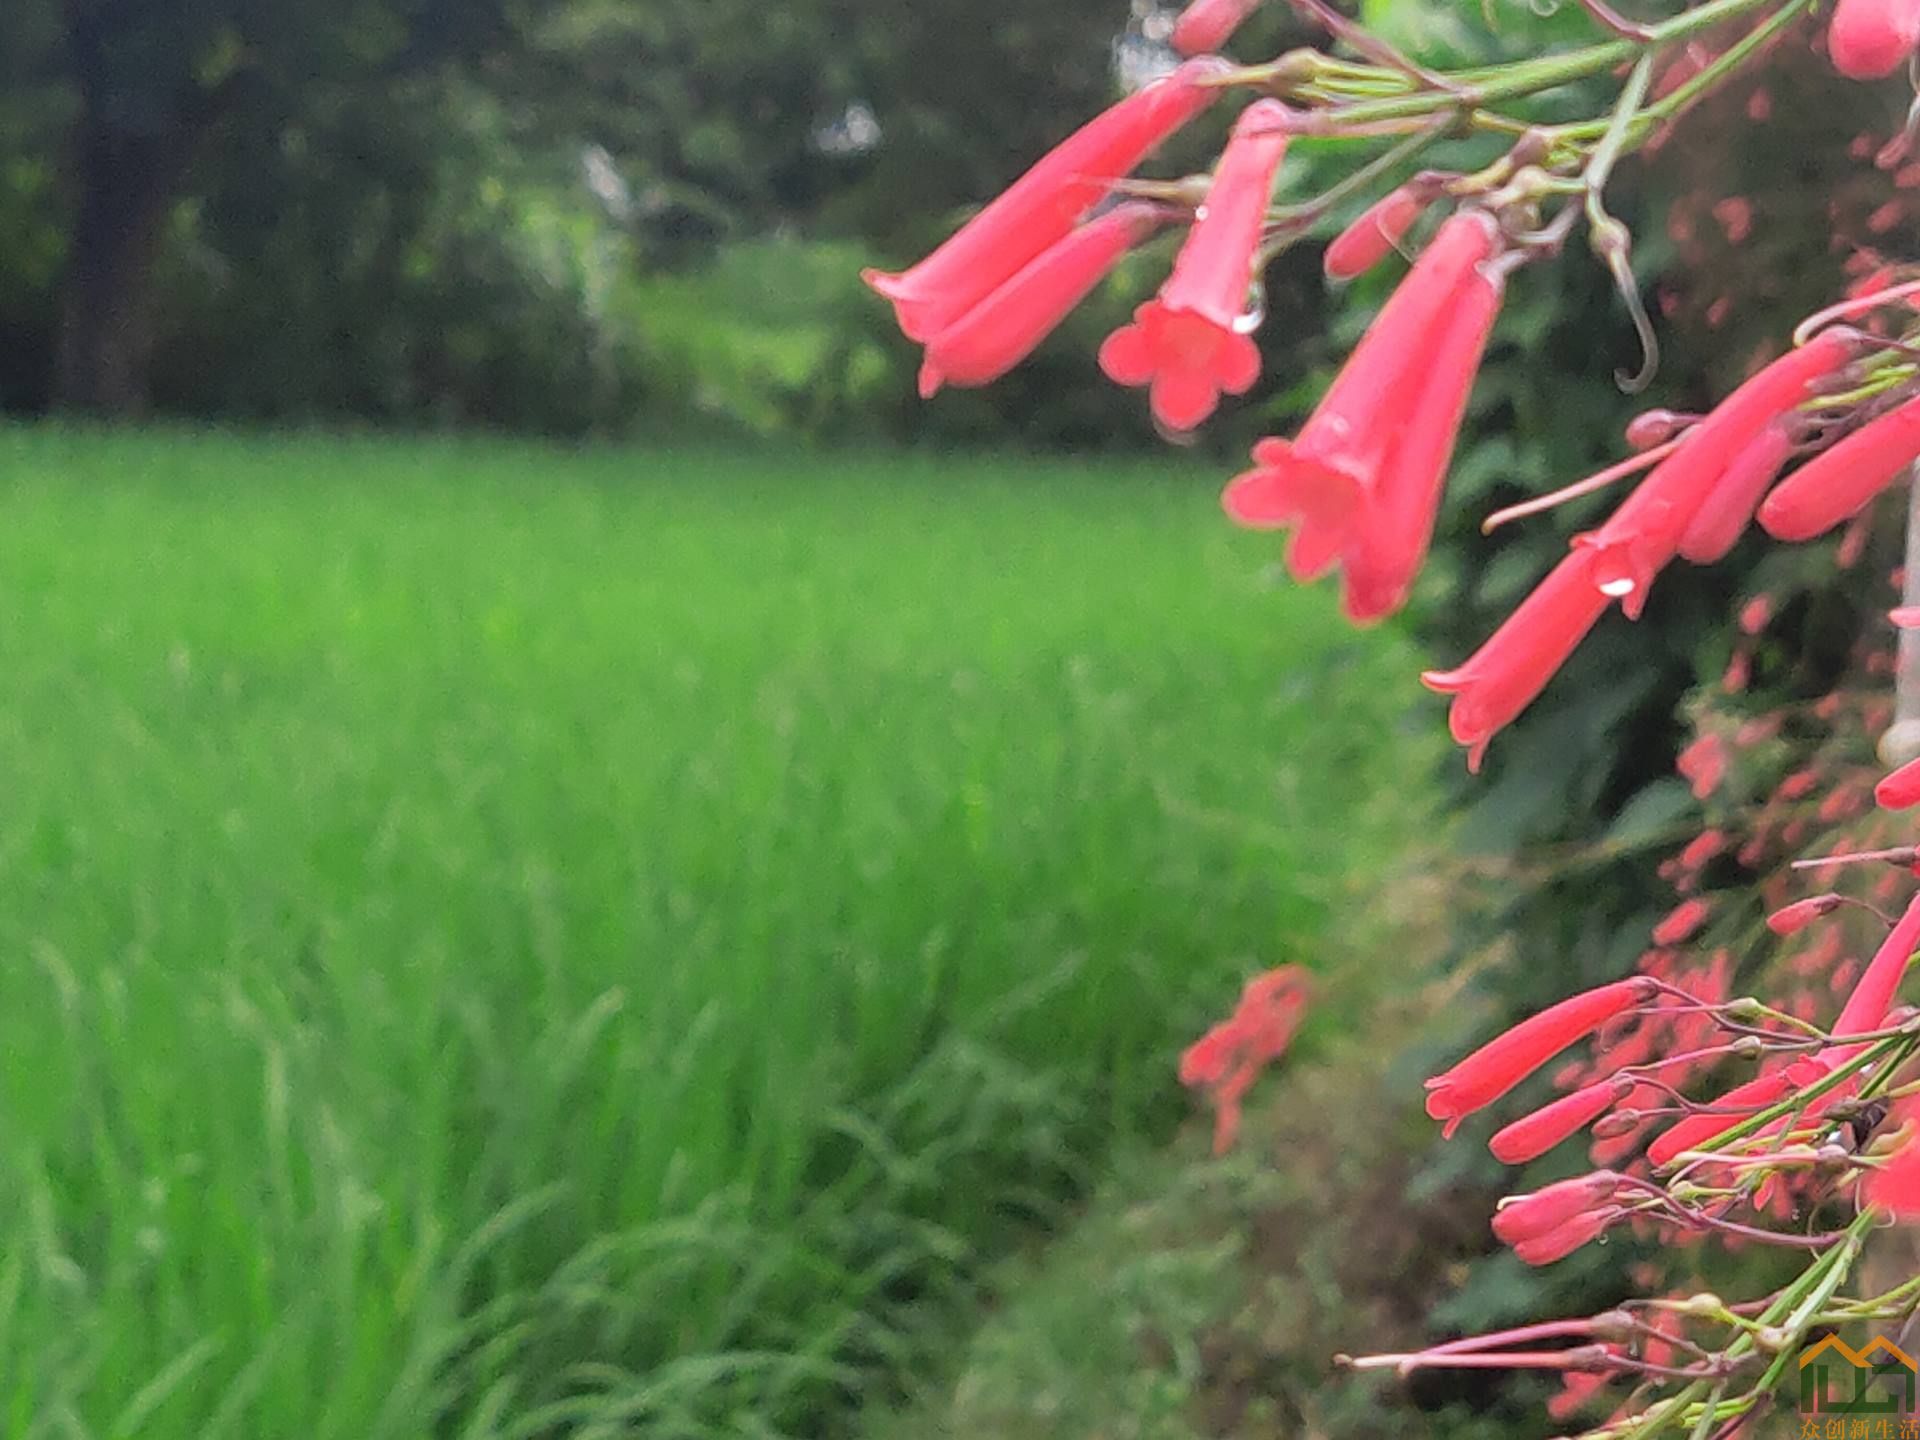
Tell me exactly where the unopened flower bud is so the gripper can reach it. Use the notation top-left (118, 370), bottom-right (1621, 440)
top-left (1767, 894), bottom-right (1845, 935)
top-left (1624, 408), bottom-right (1695, 450)
top-left (1754, 1325), bottom-right (1792, 1352)
top-left (1680, 1292), bottom-right (1726, 1318)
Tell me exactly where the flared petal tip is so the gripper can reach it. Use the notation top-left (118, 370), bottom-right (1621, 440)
top-left (916, 360), bottom-right (944, 400)
top-left (860, 267), bottom-right (911, 299)
top-left (1419, 667), bottom-right (1469, 695)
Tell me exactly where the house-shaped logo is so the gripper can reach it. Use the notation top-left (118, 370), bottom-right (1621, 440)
top-left (1800, 1335), bottom-right (1920, 1416)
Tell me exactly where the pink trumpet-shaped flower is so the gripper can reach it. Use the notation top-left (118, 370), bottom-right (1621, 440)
top-left (1490, 1079), bottom-right (1628, 1165)
top-left (1421, 548), bottom-right (1612, 771)
top-left (1222, 211), bottom-right (1501, 578)
top-left (864, 59), bottom-right (1225, 343)
top-left (1881, 757), bottom-right (1920, 810)
top-left (1674, 422), bottom-right (1794, 563)
top-left (1491, 1172), bottom-right (1624, 1246)
top-left (917, 204), bottom-right (1166, 397)
top-left (1339, 254), bottom-right (1506, 622)
top-left (1099, 100), bottom-right (1294, 431)
top-left (1829, 0), bottom-right (1920, 79)
top-left (1577, 329), bottom-right (1856, 616)
top-left (1759, 390), bottom-right (1920, 540)
top-left (1323, 185), bottom-right (1432, 282)
top-left (1172, 0), bottom-right (1264, 55)
top-left (1425, 979), bottom-right (1653, 1137)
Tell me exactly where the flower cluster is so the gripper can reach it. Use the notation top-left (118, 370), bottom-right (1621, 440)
top-left (868, 0), bottom-right (1920, 1432)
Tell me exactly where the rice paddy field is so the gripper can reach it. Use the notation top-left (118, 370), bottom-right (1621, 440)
top-left (0, 423), bottom-right (1429, 1439)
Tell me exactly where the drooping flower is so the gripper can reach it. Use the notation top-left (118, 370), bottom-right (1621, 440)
top-left (1881, 756), bottom-right (1920, 810)
top-left (1425, 979), bottom-right (1653, 1137)
top-left (1099, 100), bottom-right (1294, 431)
top-left (1323, 184), bottom-right (1433, 282)
top-left (1171, 0), bottom-right (1264, 55)
top-left (1421, 548), bottom-right (1612, 771)
top-left (1674, 423), bottom-right (1794, 564)
top-left (1223, 211), bottom-right (1502, 581)
top-left (864, 59), bottom-right (1226, 343)
top-left (1828, 0), bottom-right (1920, 79)
top-left (1340, 253), bottom-right (1506, 622)
top-left (1575, 329), bottom-right (1857, 616)
top-left (1490, 1079), bottom-right (1629, 1165)
top-left (1759, 389), bottom-right (1920, 540)
top-left (1490, 1171), bottom-right (1624, 1246)
top-left (916, 204), bottom-right (1167, 397)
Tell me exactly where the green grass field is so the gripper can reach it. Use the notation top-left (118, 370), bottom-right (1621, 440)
top-left (0, 423), bottom-right (1429, 1439)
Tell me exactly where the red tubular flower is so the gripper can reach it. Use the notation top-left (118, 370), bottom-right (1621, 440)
top-left (1652, 898), bottom-right (1711, 946)
top-left (1881, 756), bottom-right (1920, 810)
top-left (1513, 1208), bottom-right (1618, 1266)
top-left (1761, 390), bottom-right (1920, 540)
top-left (1646, 1070), bottom-right (1792, 1166)
top-left (1099, 100), bottom-right (1293, 431)
top-left (1892, 605), bottom-right (1920, 628)
top-left (1490, 1079), bottom-right (1629, 1165)
top-left (1180, 965), bottom-right (1311, 1154)
top-left (1323, 184), bottom-right (1432, 282)
top-left (1340, 254), bottom-right (1506, 622)
top-left (1829, 0), bottom-right (1920, 78)
top-left (1220, 211), bottom-right (1501, 575)
top-left (1828, 892), bottom-right (1920, 1044)
top-left (1420, 548), bottom-right (1612, 772)
top-left (916, 204), bottom-right (1166, 397)
top-left (1577, 330), bottom-right (1856, 617)
top-left (1425, 979), bottom-right (1652, 1137)
top-left (864, 60), bottom-right (1225, 343)
top-left (1490, 1171), bottom-right (1624, 1246)
top-left (1172, 0), bottom-right (1263, 55)
top-left (1867, 1136), bottom-right (1920, 1218)
top-left (1675, 423), bottom-right (1794, 564)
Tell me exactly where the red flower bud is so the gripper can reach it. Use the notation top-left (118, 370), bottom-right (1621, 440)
top-left (1512, 1207), bottom-right (1617, 1266)
top-left (1624, 409), bottom-right (1694, 450)
top-left (1171, 0), bottom-right (1264, 55)
top-left (1829, 892), bottom-right (1920, 1045)
top-left (1829, 0), bottom-right (1920, 79)
top-left (1323, 184), bottom-right (1431, 282)
top-left (1760, 390), bottom-right (1920, 541)
top-left (865, 59), bottom-right (1225, 342)
top-left (1652, 898), bottom-right (1712, 947)
top-left (1880, 756), bottom-right (1920, 811)
top-left (917, 204), bottom-right (1166, 397)
top-left (1491, 1171), bottom-right (1623, 1245)
top-left (1425, 979), bottom-right (1653, 1137)
top-left (1099, 100), bottom-right (1293, 431)
top-left (1767, 894), bottom-right (1844, 935)
top-left (1490, 1080), bottom-right (1629, 1165)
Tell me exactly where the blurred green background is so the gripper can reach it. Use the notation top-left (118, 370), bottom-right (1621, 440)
top-left (0, 1), bottom-right (1913, 1437)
